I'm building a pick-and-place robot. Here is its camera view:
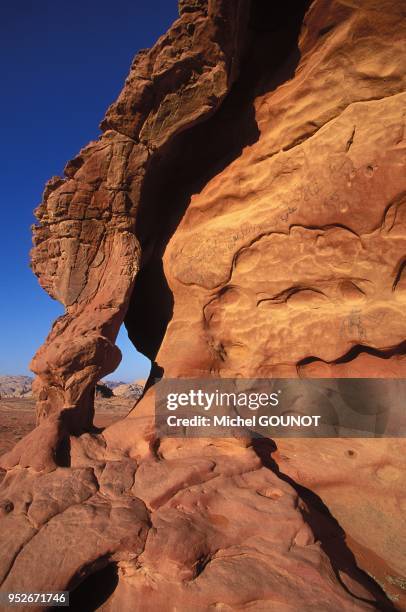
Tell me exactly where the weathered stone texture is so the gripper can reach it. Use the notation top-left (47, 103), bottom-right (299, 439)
top-left (0, 0), bottom-right (405, 609)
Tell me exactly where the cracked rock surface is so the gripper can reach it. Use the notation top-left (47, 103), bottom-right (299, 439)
top-left (0, 0), bottom-right (405, 609)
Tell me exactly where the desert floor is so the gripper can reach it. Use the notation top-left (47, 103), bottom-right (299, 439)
top-left (0, 397), bottom-right (133, 458)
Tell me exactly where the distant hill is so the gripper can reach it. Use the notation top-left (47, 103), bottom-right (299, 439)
top-left (0, 375), bottom-right (144, 400)
top-left (102, 380), bottom-right (129, 390)
top-left (0, 375), bottom-right (33, 398)
top-left (112, 382), bottom-right (144, 399)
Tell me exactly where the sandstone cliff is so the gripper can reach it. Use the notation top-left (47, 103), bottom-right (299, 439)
top-left (0, 0), bottom-right (405, 609)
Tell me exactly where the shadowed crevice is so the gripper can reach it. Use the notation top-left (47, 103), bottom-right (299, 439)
top-left (297, 340), bottom-right (406, 371)
top-left (66, 561), bottom-right (119, 612)
top-left (54, 434), bottom-right (71, 468)
top-left (125, 0), bottom-right (311, 368)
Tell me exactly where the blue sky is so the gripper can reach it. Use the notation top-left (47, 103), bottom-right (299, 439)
top-left (0, 0), bottom-right (178, 382)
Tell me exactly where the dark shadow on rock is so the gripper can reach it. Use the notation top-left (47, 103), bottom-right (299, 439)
top-left (144, 361), bottom-right (165, 393)
top-left (297, 340), bottom-right (406, 370)
top-left (252, 437), bottom-right (396, 611)
top-left (125, 0), bottom-right (311, 366)
top-left (54, 433), bottom-right (71, 468)
top-left (66, 561), bottom-right (118, 612)
top-left (249, 0), bottom-right (312, 97)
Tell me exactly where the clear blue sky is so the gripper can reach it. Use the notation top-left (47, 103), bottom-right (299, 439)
top-left (0, 0), bottom-right (178, 382)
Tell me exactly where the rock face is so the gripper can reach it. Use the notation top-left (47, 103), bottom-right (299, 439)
top-left (0, 0), bottom-right (405, 610)
top-left (29, 0), bottom-right (249, 438)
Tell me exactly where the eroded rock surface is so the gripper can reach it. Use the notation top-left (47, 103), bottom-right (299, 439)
top-left (28, 0), bottom-right (249, 444)
top-left (0, 0), bottom-right (405, 610)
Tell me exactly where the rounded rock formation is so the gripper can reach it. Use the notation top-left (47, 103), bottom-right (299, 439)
top-left (0, 0), bottom-right (405, 609)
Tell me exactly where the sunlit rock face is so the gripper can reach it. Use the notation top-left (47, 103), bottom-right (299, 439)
top-left (0, 0), bottom-right (405, 609)
top-left (28, 0), bottom-right (249, 437)
top-left (154, 0), bottom-right (406, 380)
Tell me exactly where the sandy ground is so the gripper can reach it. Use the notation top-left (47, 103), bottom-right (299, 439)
top-left (0, 397), bottom-right (134, 458)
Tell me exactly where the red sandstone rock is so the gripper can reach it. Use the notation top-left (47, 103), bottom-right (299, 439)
top-left (27, 0), bottom-right (249, 440)
top-left (0, 0), bottom-right (405, 610)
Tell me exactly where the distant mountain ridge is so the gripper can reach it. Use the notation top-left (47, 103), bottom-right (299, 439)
top-left (102, 380), bottom-right (128, 390)
top-left (0, 376), bottom-right (144, 399)
top-left (0, 376), bottom-right (33, 398)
